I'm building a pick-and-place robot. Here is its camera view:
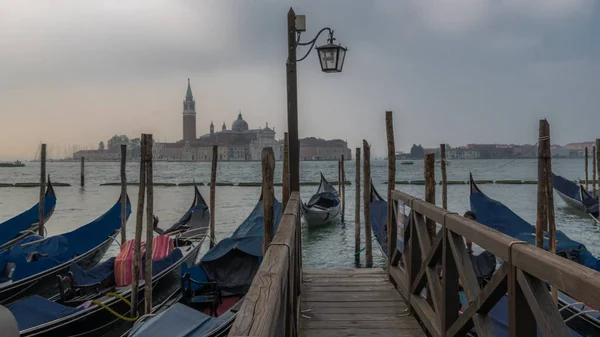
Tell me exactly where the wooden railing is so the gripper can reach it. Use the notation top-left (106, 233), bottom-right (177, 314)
top-left (389, 190), bottom-right (600, 337)
top-left (229, 191), bottom-right (301, 337)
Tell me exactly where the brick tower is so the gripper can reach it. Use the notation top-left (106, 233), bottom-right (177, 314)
top-left (182, 79), bottom-right (196, 142)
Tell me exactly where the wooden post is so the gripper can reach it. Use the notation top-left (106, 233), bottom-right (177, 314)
top-left (355, 148), bottom-right (361, 262)
top-left (585, 147), bottom-right (589, 190)
top-left (363, 140), bottom-right (373, 268)
top-left (80, 156), bottom-right (85, 187)
top-left (597, 140), bottom-right (600, 198)
top-left (385, 111), bottom-right (397, 260)
top-left (340, 155), bottom-right (345, 221)
top-left (593, 146), bottom-right (597, 198)
top-left (262, 147), bottom-right (275, 255)
top-left (131, 135), bottom-right (147, 317)
top-left (541, 121), bottom-right (557, 303)
top-left (38, 144), bottom-right (46, 236)
top-left (144, 134), bottom-right (154, 314)
top-left (286, 8), bottom-right (299, 193)
top-left (536, 121), bottom-right (549, 248)
top-left (210, 145), bottom-right (218, 248)
top-left (120, 144), bottom-right (127, 244)
top-left (440, 144), bottom-right (448, 210)
top-left (282, 132), bottom-right (290, 210)
top-left (424, 153), bottom-right (436, 241)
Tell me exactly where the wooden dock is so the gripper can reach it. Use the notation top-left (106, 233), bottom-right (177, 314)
top-left (300, 268), bottom-right (424, 337)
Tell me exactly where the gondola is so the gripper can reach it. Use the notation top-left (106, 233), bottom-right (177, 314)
top-left (301, 173), bottom-right (340, 226)
top-left (124, 194), bottom-right (283, 337)
top-left (552, 173), bottom-right (598, 212)
top-left (0, 194), bottom-right (131, 305)
top-left (5, 185), bottom-right (209, 337)
top-left (469, 175), bottom-right (600, 336)
top-left (0, 178), bottom-right (57, 251)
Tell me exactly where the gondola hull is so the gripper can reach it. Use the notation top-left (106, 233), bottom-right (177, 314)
top-left (555, 189), bottom-right (586, 212)
top-left (18, 243), bottom-right (201, 337)
top-left (301, 203), bottom-right (340, 227)
top-left (0, 232), bottom-right (116, 306)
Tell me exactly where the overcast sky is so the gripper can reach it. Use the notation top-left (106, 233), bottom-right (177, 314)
top-left (0, 0), bottom-right (598, 159)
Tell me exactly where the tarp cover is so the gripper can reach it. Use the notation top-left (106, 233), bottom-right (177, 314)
top-left (8, 295), bottom-right (81, 331)
top-left (0, 197), bottom-right (130, 282)
top-left (582, 189), bottom-right (599, 217)
top-left (470, 181), bottom-right (600, 271)
top-left (163, 186), bottom-right (209, 236)
top-left (0, 183), bottom-right (56, 247)
top-left (128, 302), bottom-right (230, 337)
top-left (552, 173), bottom-right (582, 201)
top-left (369, 185), bottom-right (388, 256)
top-left (200, 196), bottom-right (282, 294)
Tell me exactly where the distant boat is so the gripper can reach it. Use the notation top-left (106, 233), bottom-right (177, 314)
top-left (400, 161), bottom-right (414, 165)
top-left (0, 160), bottom-right (25, 167)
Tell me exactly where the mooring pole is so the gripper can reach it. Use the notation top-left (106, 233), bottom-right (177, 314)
top-left (120, 144), bottom-right (127, 244)
top-left (131, 135), bottom-right (147, 317)
top-left (585, 147), bottom-right (589, 190)
top-left (355, 147), bottom-right (361, 263)
top-left (540, 121), bottom-right (557, 303)
top-left (262, 147), bottom-right (275, 255)
top-left (282, 132), bottom-right (290, 210)
top-left (286, 8), bottom-right (299, 193)
top-left (536, 121), bottom-right (549, 248)
top-left (210, 145), bottom-right (218, 248)
top-left (363, 140), bottom-right (373, 268)
top-left (144, 134), bottom-right (154, 314)
top-left (440, 144), bottom-right (448, 210)
top-left (424, 153), bottom-right (436, 242)
top-left (385, 111), bottom-right (397, 260)
top-left (38, 144), bottom-right (47, 236)
top-left (80, 156), bottom-right (85, 187)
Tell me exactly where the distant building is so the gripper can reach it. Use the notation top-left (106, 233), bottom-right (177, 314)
top-left (299, 138), bottom-right (351, 161)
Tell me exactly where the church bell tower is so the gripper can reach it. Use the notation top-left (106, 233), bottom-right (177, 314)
top-left (182, 79), bottom-right (197, 142)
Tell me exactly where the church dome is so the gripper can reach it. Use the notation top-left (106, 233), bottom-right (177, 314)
top-left (232, 111), bottom-right (249, 132)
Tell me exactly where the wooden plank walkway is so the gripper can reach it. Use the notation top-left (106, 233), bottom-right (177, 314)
top-left (300, 268), bottom-right (424, 337)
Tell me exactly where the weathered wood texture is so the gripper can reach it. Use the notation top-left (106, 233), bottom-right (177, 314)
top-left (363, 140), bottom-right (373, 267)
top-left (593, 146), bottom-right (597, 198)
top-left (300, 268), bottom-right (424, 337)
top-left (120, 144), bottom-right (127, 244)
top-left (585, 147), bottom-right (589, 190)
top-left (210, 145), bottom-right (218, 248)
top-left (536, 120), bottom-right (549, 248)
top-left (440, 144), bottom-right (447, 210)
top-left (144, 134), bottom-right (154, 314)
top-left (386, 111), bottom-right (397, 260)
top-left (283, 132), bottom-right (290, 210)
top-left (389, 188), bottom-right (600, 337)
top-left (38, 144), bottom-right (46, 236)
top-left (597, 139), bottom-right (600, 199)
top-left (229, 192), bottom-right (301, 337)
top-left (355, 148), bottom-right (361, 261)
top-left (80, 156), bottom-right (84, 187)
top-left (424, 153), bottom-right (436, 242)
top-left (541, 120), bottom-right (558, 303)
top-left (131, 134), bottom-right (147, 316)
top-left (341, 155), bottom-right (345, 221)
top-left (262, 147), bottom-right (275, 255)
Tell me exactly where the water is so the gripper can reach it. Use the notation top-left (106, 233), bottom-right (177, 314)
top-left (0, 159), bottom-right (597, 269)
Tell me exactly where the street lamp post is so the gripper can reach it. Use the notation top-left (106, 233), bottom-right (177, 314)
top-left (286, 7), bottom-right (347, 193)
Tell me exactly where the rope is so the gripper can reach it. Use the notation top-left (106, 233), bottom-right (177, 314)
top-left (92, 292), bottom-right (139, 322)
top-left (458, 136), bottom-right (550, 175)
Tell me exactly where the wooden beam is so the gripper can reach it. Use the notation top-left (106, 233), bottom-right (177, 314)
top-left (120, 144), bottom-right (127, 244)
top-left (536, 120), bottom-right (549, 248)
top-left (386, 111), bottom-right (397, 261)
top-left (440, 144), bottom-right (447, 210)
top-left (282, 132), bottom-right (290, 210)
top-left (585, 147), bottom-right (589, 190)
top-left (424, 153), bottom-right (436, 242)
top-left (363, 140), bottom-right (373, 268)
top-left (210, 145), bottom-right (218, 248)
top-left (144, 134), bottom-right (154, 314)
top-left (131, 134), bottom-right (147, 317)
top-left (80, 156), bottom-right (85, 187)
top-left (262, 147), bottom-right (275, 255)
top-left (355, 147), bottom-right (361, 262)
top-left (38, 144), bottom-right (46, 236)
top-left (541, 120), bottom-right (557, 303)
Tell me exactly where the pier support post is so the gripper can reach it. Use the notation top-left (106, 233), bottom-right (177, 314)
top-left (363, 140), bottom-right (373, 268)
top-left (120, 144), bottom-right (127, 244)
top-left (540, 120), bottom-right (557, 303)
top-left (262, 147), bottom-right (275, 255)
top-left (536, 121), bottom-right (549, 248)
top-left (424, 153), bottom-right (436, 241)
top-left (340, 155), bottom-right (345, 221)
top-left (585, 147), bottom-right (589, 190)
top-left (597, 140), bottom-right (600, 199)
top-left (210, 145), bottom-right (218, 248)
top-left (355, 148), bottom-right (361, 263)
top-left (385, 111), bottom-right (396, 260)
top-left (80, 157), bottom-right (84, 187)
top-left (440, 144), bottom-right (448, 210)
top-left (144, 134), bottom-right (154, 314)
top-left (283, 132), bottom-right (290, 210)
top-left (38, 144), bottom-right (46, 236)
top-left (131, 134), bottom-right (147, 317)
top-left (286, 9), bottom-right (299, 193)
top-left (593, 146), bottom-right (597, 198)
